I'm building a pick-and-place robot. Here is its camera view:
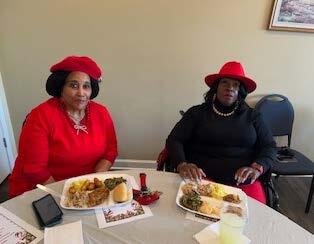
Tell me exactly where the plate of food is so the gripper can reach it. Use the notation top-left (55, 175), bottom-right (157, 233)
top-left (176, 180), bottom-right (248, 220)
top-left (60, 173), bottom-right (133, 210)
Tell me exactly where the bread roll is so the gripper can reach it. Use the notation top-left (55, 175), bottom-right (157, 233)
top-left (113, 182), bottom-right (128, 202)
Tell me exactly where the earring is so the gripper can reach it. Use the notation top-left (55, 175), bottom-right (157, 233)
top-left (212, 94), bottom-right (216, 102)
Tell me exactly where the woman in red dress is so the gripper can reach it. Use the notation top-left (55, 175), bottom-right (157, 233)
top-left (9, 56), bottom-right (118, 197)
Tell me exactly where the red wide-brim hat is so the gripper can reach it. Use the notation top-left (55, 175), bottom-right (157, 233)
top-left (50, 55), bottom-right (102, 81)
top-left (204, 61), bottom-right (256, 93)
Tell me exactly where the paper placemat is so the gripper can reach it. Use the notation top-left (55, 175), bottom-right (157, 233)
top-left (0, 206), bottom-right (43, 244)
top-left (95, 175), bottom-right (153, 228)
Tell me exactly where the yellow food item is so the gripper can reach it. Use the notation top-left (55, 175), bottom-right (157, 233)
top-left (70, 179), bottom-right (89, 192)
top-left (199, 202), bottom-right (213, 215)
top-left (210, 184), bottom-right (226, 200)
top-left (113, 182), bottom-right (128, 202)
top-left (199, 202), bottom-right (221, 216)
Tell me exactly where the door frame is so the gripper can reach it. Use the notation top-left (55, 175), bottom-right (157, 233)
top-left (0, 72), bottom-right (17, 170)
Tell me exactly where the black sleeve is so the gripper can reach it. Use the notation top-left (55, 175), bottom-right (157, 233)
top-left (253, 111), bottom-right (276, 174)
top-left (166, 106), bottom-right (200, 170)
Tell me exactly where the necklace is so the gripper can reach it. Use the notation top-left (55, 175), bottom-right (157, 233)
top-left (59, 100), bottom-right (89, 135)
top-left (67, 111), bottom-right (88, 135)
top-left (67, 111), bottom-right (85, 125)
top-left (212, 94), bottom-right (238, 117)
top-left (212, 104), bottom-right (237, 117)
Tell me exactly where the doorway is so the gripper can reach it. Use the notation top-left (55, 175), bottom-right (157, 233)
top-left (0, 72), bottom-right (17, 183)
top-left (0, 119), bottom-right (10, 182)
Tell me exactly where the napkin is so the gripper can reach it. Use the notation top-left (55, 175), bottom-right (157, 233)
top-left (44, 220), bottom-right (84, 244)
top-left (193, 222), bottom-right (251, 244)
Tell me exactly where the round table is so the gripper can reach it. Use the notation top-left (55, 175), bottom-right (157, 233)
top-left (1, 169), bottom-right (313, 243)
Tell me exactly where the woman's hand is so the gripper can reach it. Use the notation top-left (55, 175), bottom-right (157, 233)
top-left (94, 159), bottom-right (112, 172)
top-left (177, 162), bottom-right (206, 182)
top-left (234, 166), bottom-right (261, 185)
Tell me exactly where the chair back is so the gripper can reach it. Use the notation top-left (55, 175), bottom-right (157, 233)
top-left (157, 110), bottom-right (185, 172)
top-left (255, 94), bottom-right (294, 146)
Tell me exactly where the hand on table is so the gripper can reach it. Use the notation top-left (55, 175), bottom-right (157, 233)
top-left (234, 166), bottom-right (261, 185)
top-left (177, 162), bottom-right (206, 182)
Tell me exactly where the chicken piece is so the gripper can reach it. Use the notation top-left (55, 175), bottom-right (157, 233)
top-left (68, 186), bottom-right (77, 194)
top-left (223, 194), bottom-right (241, 204)
top-left (87, 182), bottom-right (96, 191)
top-left (94, 177), bottom-right (103, 188)
top-left (87, 187), bottom-right (110, 207)
top-left (197, 184), bottom-right (212, 197)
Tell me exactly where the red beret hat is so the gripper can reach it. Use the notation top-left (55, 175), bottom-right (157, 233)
top-left (50, 56), bottom-right (102, 81)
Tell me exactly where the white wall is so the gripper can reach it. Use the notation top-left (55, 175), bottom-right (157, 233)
top-left (0, 0), bottom-right (313, 161)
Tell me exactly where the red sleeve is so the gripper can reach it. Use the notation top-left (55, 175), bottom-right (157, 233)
top-left (18, 107), bottom-right (51, 183)
top-left (102, 108), bottom-right (118, 163)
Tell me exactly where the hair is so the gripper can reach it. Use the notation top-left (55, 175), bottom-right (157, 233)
top-left (46, 70), bottom-right (100, 99)
top-left (204, 79), bottom-right (248, 105)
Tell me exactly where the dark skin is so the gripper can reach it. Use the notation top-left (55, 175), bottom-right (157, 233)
top-left (177, 78), bottom-right (262, 184)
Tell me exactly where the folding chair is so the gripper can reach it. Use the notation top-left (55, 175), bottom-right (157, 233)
top-left (255, 94), bottom-right (314, 213)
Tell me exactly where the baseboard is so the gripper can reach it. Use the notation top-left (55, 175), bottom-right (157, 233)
top-left (114, 159), bottom-right (156, 169)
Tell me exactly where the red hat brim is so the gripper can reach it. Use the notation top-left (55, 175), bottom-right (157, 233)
top-left (205, 73), bottom-right (256, 93)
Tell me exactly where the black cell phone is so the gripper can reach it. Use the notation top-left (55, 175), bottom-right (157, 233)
top-left (32, 194), bottom-right (63, 228)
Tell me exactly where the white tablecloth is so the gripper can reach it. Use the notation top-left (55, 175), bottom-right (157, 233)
top-left (1, 169), bottom-right (313, 243)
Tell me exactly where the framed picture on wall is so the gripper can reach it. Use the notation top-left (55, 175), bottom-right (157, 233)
top-left (269, 0), bottom-right (314, 32)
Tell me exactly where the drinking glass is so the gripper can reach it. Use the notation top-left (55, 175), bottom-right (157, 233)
top-left (219, 205), bottom-right (247, 244)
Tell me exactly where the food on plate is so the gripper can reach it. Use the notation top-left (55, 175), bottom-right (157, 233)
top-left (69, 179), bottom-right (88, 193)
top-left (87, 182), bottom-right (96, 191)
top-left (87, 187), bottom-right (110, 207)
top-left (197, 183), bottom-right (212, 197)
top-left (65, 177), bottom-right (114, 208)
top-left (225, 205), bottom-right (243, 217)
top-left (223, 194), bottom-right (241, 204)
top-left (180, 192), bottom-right (203, 211)
top-left (113, 182), bottom-right (129, 202)
top-left (199, 202), bottom-right (221, 216)
top-left (104, 177), bottom-right (127, 190)
top-left (65, 191), bottom-right (89, 208)
top-left (181, 183), bottom-right (197, 195)
top-left (94, 177), bottom-right (104, 188)
top-left (209, 183), bottom-right (226, 200)
top-left (178, 180), bottom-right (245, 220)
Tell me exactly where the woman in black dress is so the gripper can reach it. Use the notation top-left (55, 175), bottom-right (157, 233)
top-left (166, 61), bottom-right (276, 203)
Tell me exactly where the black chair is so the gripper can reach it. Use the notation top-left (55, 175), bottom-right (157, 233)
top-left (255, 94), bottom-right (314, 213)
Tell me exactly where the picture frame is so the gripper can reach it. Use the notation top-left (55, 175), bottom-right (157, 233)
top-left (269, 0), bottom-right (314, 33)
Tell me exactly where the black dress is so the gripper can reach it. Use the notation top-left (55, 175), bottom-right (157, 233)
top-left (166, 101), bottom-right (276, 185)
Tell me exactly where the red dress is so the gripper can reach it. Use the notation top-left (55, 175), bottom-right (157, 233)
top-left (9, 98), bottom-right (118, 197)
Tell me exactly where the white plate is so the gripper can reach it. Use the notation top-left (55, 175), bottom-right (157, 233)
top-left (176, 180), bottom-right (248, 220)
top-left (60, 173), bottom-right (133, 210)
